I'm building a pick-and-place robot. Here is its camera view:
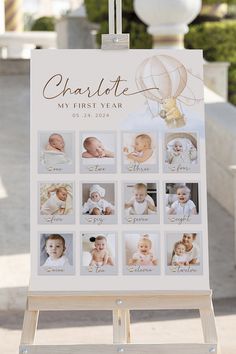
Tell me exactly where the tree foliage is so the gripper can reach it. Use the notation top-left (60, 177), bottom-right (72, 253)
top-left (202, 0), bottom-right (236, 4)
top-left (31, 16), bottom-right (55, 31)
top-left (185, 20), bottom-right (236, 104)
top-left (84, 0), bottom-right (236, 104)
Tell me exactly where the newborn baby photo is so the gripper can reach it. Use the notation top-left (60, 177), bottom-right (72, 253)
top-left (81, 232), bottom-right (117, 275)
top-left (123, 232), bottom-right (160, 275)
top-left (164, 132), bottom-right (199, 173)
top-left (39, 233), bottom-right (74, 275)
top-left (122, 132), bottom-right (158, 173)
top-left (81, 183), bottom-right (116, 225)
top-left (80, 132), bottom-right (116, 173)
top-left (38, 131), bottom-right (75, 173)
top-left (39, 182), bottom-right (75, 224)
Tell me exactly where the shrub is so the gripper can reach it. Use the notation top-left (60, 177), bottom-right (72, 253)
top-left (31, 16), bottom-right (55, 31)
top-left (185, 20), bottom-right (236, 105)
top-left (202, 0), bottom-right (236, 4)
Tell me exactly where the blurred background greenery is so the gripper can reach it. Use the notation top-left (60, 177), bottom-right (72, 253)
top-left (83, 0), bottom-right (236, 105)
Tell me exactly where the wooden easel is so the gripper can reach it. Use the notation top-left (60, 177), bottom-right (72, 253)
top-left (20, 290), bottom-right (218, 353)
top-left (20, 2), bottom-right (219, 353)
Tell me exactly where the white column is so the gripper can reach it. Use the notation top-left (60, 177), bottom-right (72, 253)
top-left (69, 0), bottom-right (84, 11)
top-left (0, 0), bottom-right (5, 33)
top-left (38, 0), bottom-right (53, 17)
top-left (134, 0), bottom-right (202, 49)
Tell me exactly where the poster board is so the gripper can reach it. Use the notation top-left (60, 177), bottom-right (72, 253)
top-left (30, 49), bottom-right (209, 292)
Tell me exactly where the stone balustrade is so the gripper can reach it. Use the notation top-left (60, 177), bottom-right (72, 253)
top-left (0, 31), bottom-right (57, 58)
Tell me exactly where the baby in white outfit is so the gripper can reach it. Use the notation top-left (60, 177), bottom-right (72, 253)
top-left (168, 185), bottom-right (197, 216)
top-left (42, 234), bottom-right (71, 269)
top-left (125, 183), bottom-right (156, 215)
top-left (167, 139), bottom-right (197, 165)
top-left (41, 186), bottom-right (68, 215)
top-left (43, 133), bottom-right (70, 166)
top-left (83, 184), bottom-right (114, 215)
top-left (171, 241), bottom-right (189, 266)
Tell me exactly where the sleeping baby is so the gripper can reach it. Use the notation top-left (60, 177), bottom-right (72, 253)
top-left (42, 133), bottom-right (70, 167)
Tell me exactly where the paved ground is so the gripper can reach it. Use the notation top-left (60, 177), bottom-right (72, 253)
top-left (0, 71), bottom-right (236, 352)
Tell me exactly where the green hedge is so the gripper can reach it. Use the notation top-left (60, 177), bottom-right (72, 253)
top-left (31, 16), bottom-right (55, 31)
top-left (202, 0), bottom-right (236, 4)
top-left (185, 20), bottom-right (236, 105)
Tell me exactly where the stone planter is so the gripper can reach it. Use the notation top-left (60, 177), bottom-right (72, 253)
top-left (134, 0), bottom-right (202, 48)
top-left (134, 0), bottom-right (202, 35)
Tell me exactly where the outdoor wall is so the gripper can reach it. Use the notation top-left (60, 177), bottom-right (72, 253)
top-left (205, 87), bottom-right (236, 217)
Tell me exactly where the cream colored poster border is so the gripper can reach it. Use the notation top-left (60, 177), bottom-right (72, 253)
top-left (30, 49), bottom-right (209, 292)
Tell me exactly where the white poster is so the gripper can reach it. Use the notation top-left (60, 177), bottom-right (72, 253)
top-left (30, 49), bottom-right (209, 291)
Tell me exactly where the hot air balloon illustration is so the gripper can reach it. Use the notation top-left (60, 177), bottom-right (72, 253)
top-left (136, 55), bottom-right (197, 129)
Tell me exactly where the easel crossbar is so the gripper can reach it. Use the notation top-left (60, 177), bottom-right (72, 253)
top-left (19, 343), bottom-right (218, 354)
top-left (27, 293), bottom-right (213, 311)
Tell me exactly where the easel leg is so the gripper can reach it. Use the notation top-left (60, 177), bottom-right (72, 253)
top-left (113, 309), bottom-right (131, 344)
top-left (200, 301), bottom-right (218, 344)
top-left (125, 309), bottom-right (131, 343)
top-left (20, 309), bottom-right (39, 345)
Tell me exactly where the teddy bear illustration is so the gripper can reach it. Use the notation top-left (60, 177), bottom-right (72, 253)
top-left (160, 97), bottom-right (186, 128)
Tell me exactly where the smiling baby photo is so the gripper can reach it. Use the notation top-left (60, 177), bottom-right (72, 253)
top-left (81, 232), bottom-right (117, 275)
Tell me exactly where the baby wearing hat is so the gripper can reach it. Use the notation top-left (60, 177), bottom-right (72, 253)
top-left (82, 184), bottom-right (114, 215)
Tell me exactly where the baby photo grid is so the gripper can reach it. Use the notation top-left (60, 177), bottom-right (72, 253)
top-left (30, 49), bottom-right (210, 292)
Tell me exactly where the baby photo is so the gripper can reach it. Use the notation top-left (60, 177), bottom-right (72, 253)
top-left (122, 132), bottom-right (158, 173)
top-left (165, 182), bottom-right (201, 224)
top-left (123, 182), bottom-right (159, 224)
top-left (165, 232), bottom-right (202, 275)
top-left (39, 233), bottom-right (74, 275)
top-left (123, 232), bottom-right (160, 275)
top-left (81, 183), bottom-right (116, 225)
top-left (38, 131), bottom-right (75, 173)
top-left (164, 132), bottom-right (199, 173)
top-left (39, 182), bottom-right (75, 224)
top-left (81, 232), bottom-right (117, 275)
top-left (80, 132), bottom-right (116, 173)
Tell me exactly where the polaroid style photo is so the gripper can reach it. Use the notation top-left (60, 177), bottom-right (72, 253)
top-left (122, 182), bottom-right (159, 224)
top-left (165, 232), bottom-right (203, 275)
top-left (80, 131), bottom-right (116, 173)
top-left (80, 232), bottom-right (118, 275)
top-left (123, 232), bottom-right (160, 275)
top-left (122, 132), bottom-right (158, 173)
top-left (38, 131), bottom-right (75, 174)
top-left (164, 132), bottom-right (199, 173)
top-left (38, 232), bottom-right (75, 275)
top-left (80, 182), bottom-right (117, 225)
top-left (164, 182), bottom-right (201, 225)
top-left (38, 182), bottom-right (75, 224)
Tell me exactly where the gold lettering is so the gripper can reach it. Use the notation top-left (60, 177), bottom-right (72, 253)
top-left (43, 74), bottom-right (159, 100)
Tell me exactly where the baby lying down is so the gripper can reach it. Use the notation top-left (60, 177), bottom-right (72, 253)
top-left (42, 133), bottom-right (70, 166)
